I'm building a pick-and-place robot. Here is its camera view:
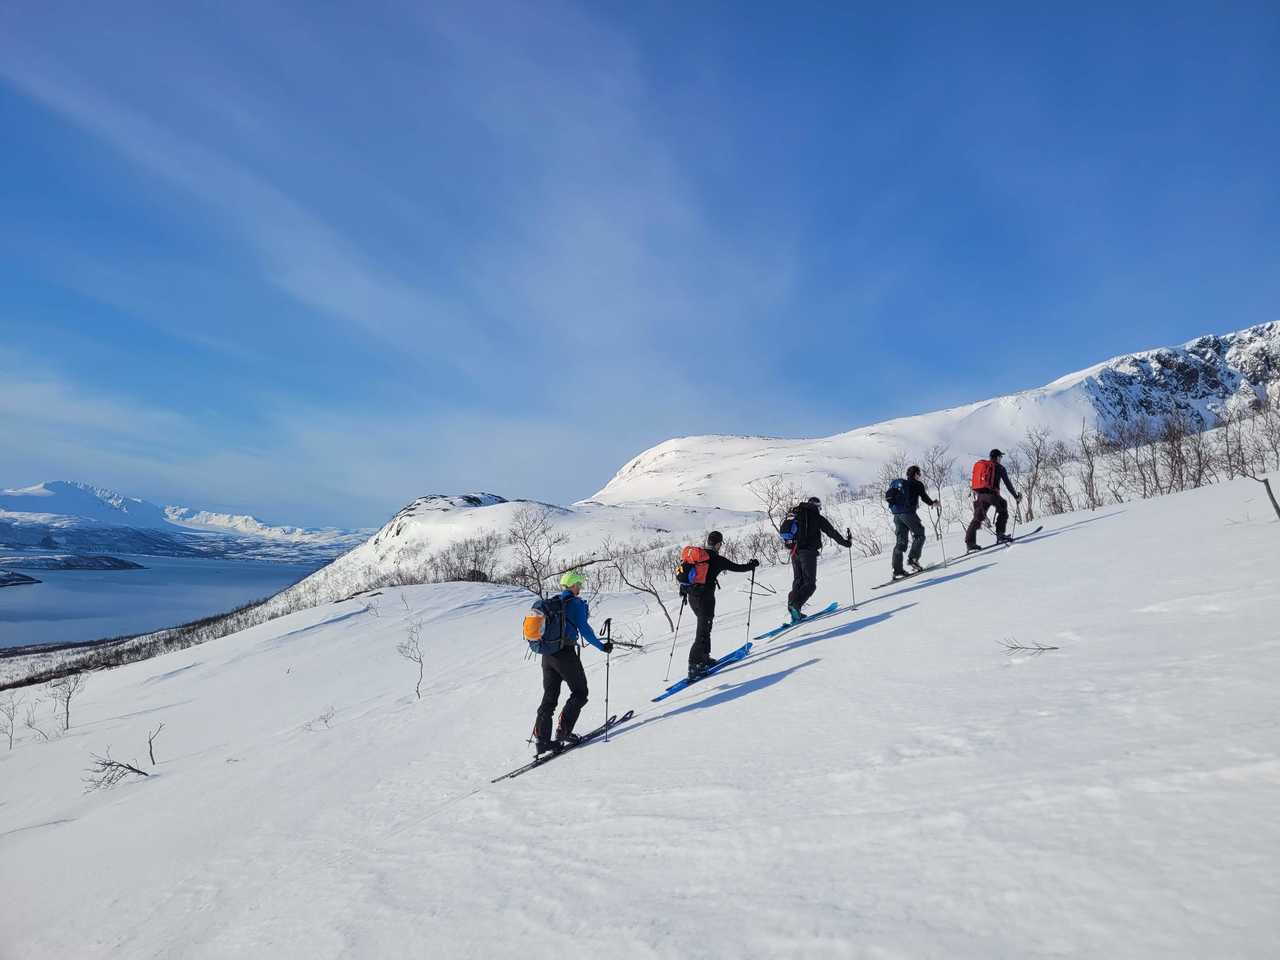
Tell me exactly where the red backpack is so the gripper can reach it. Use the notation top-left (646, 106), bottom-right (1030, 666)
top-left (971, 459), bottom-right (998, 491)
top-left (675, 546), bottom-right (711, 586)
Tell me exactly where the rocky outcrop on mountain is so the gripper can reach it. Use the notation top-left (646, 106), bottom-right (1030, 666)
top-left (1081, 322), bottom-right (1280, 432)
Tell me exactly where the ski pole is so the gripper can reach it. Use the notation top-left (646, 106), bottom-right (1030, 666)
top-left (846, 528), bottom-right (857, 610)
top-left (745, 567), bottom-right (756, 642)
top-left (664, 595), bottom-right (687, 682)
top-left (603, 618), bottom-right (612, 743)
top-left (937, 503), bottom-right (949, 567)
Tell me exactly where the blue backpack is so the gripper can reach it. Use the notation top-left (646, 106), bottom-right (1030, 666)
top-left (885, 478), bottom-right (910, 514)
top-left (778, 506), bottom-right (804, 547)
top-left (522, 594), bottom-right (571, 654)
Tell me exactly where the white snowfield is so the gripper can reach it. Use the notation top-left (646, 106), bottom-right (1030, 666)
top-left (1, 478), bottom-right (1277, 959)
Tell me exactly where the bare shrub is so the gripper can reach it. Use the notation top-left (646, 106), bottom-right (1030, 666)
top-left (425, 531), bottom-right (504, 583)
top-left (396, 622), bottom-right (426, 700)
top-left (505, 504), bottom-right (569, 598)
top-left (1, 691), bottom-right (22, 750)
top-left (84, 748), bottom-right (150, 791)
top-left (747, 475), bottom-right (806, 530)
top-left (920, 443), bottom-right (957, 538)
top-left (24, 697), bottom-right (51, 742)
top-left (603, 538), bottom-right (680, 632)
top-left (49, 673), bottom-right (86, 732)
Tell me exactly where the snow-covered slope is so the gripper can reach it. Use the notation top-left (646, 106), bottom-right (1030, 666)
top-left (593, 322), bottom-right (1280, 511)
top-left (267, 492), bottom-right (760, 610)
top-left (0, 481), bottom-right (368, 562)
top-left (1, 478), bottom-right (1276, 958)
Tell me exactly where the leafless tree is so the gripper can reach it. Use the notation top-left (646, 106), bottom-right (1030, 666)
top-left (84, 748), bottom-right (150, 791)
top-left (506, 504), bottom-right (569, 598)
top-left (920, 443), bottom-right (957, 538)
top-left (23, 698), bottom-right (51, 742)
top-left (1016, 427), bottom-right (1053, 521)
top-left (396, 621), bottom-right (426, 700)
top-left (747, 475), bottom-right (805, 530)
top-left (49, 673), bottom-right (86, 732)
top-left (147, 722), bottom-right (165, 765)
top-left (1075, 420), bottom-right (1104, 510)
top-left (602, 538), bottom-right (680, 632)
top-left (1, 690), bottom-right (22, 750)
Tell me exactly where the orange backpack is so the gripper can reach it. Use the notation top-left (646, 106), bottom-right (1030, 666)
top-left (675, 546), bottom-right (711, 587)
top-left (971, 459), bottom-right (998, 491)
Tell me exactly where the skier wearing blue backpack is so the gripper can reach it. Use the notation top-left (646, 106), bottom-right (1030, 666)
top-left (781, 497), bottom-right (852, 622)
top-left (529, 570), bottom-right (613, 754)
top-left (885, 465), bottom-right (938, 580)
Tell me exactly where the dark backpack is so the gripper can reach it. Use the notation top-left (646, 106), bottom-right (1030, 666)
top-left (778, 503), bottom-right (809, 548)
top-left (885, 478), bottom-right (909, 514)
top-left (522, 593), bottom-right (571, 654)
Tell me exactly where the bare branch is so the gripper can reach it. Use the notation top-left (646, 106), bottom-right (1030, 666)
top-left (84, 747), bottom-right (150, 792)
top-left (147, 722), bottom-right (165, 765)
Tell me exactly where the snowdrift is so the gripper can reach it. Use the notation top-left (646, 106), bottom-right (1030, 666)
top-left (2, 477), bottom-right (1277, 958)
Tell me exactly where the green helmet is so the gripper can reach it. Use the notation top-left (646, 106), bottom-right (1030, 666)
top-left (560, 570), bottom-right (585, 589)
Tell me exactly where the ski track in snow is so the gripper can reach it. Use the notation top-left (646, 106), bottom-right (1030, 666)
top-left (1, 479), bottom-right (1279, 958)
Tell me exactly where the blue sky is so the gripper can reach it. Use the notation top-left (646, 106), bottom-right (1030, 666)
top-left (2, 1), bottom-right (1277, 527)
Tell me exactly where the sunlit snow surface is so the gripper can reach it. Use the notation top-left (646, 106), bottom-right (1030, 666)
top-left (1, 478), bottom-right (1276, 958)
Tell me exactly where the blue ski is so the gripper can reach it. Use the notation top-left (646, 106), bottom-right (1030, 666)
top-left (753, 601), bottom-right (840, 641)
top-left (651, 642), bottom-right (753, 703)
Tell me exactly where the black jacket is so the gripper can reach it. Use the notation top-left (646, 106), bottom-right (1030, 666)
top-left (903, 478), bottom-right (936, 513)
top-left (978, 463), bottom-right (1019, 498)
top-left (689, 549), bottom-right (755, 592)
top-left (792, 502), bottom-right (851, 551)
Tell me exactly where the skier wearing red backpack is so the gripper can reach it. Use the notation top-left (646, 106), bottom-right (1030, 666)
top-left (964, 449), bottom-right (1022, 551)
top-left (678, 531), bottom-right (758, 682)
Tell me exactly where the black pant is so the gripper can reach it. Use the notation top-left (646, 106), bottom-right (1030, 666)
top-left (892, 512), bottom-right (926, 572)
top-left (787, 548), bottom-right (819, 610)
top-left (965, 492), bottom-right (1008, 546)
top-left (534, 646), bottom-right (588, 741)
top-left (687, 586), bottom-right (716, 666)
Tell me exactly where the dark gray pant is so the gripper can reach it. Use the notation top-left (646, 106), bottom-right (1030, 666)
top-left (787, 548), bottom-right (819, 610)
top-left (892, 512), bottom-right (926, 571)
top-left (687, 585), bottom-right (716, 666)
top-left (535, 647), bottom-right (588, 741)
top-left (965, 492), bottom-right (1008, 546)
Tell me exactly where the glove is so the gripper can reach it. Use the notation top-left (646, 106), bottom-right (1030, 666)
top-left (602, 641), bottom-right (615, 653)
top-left (749, 558), bottom-right (760, 569)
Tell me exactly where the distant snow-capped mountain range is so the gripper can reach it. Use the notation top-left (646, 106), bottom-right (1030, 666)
top-left (0, 481), bottom-right (369, 563)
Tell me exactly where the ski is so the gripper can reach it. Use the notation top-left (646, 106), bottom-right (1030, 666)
top-left (491, 709), bottom-right (635, 783)
top-left (753, 601), bottom-right (840, 641)
top-left (954, 525), bottom-right (1045, 562)
top-left (870, 566), bottom-right (937, 590)
top-left (651, 642), bottom-right (753, 703)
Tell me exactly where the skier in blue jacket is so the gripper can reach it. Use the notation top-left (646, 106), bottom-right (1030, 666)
top-left (533, 570), bottom-right (612, 754)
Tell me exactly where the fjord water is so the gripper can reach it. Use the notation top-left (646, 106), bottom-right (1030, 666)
top-left (0, 556), bottom-right (322, 649)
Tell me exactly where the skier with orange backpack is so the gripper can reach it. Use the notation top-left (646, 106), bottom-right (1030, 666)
top-left (964, 449), bottom-right (1022, 551)
top-left (676, 531), bottom-right (758, 682)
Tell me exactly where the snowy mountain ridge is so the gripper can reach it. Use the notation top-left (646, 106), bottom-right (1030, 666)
top-left (592, 321), bottom-right (1280, 511)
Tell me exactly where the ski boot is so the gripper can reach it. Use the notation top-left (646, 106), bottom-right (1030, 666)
top-left (965, 542), bottom-right (982, 553)
top-left (908, 559), bottom-right (924, 573)
top-left (787, 605), bottom-right (806, 624)
top-left (556, 730), bottom-right (582, 749)
top-left (891, 569), bottom-right (908, 581)
top-left (995, 534), bottom-right (1014, 544)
